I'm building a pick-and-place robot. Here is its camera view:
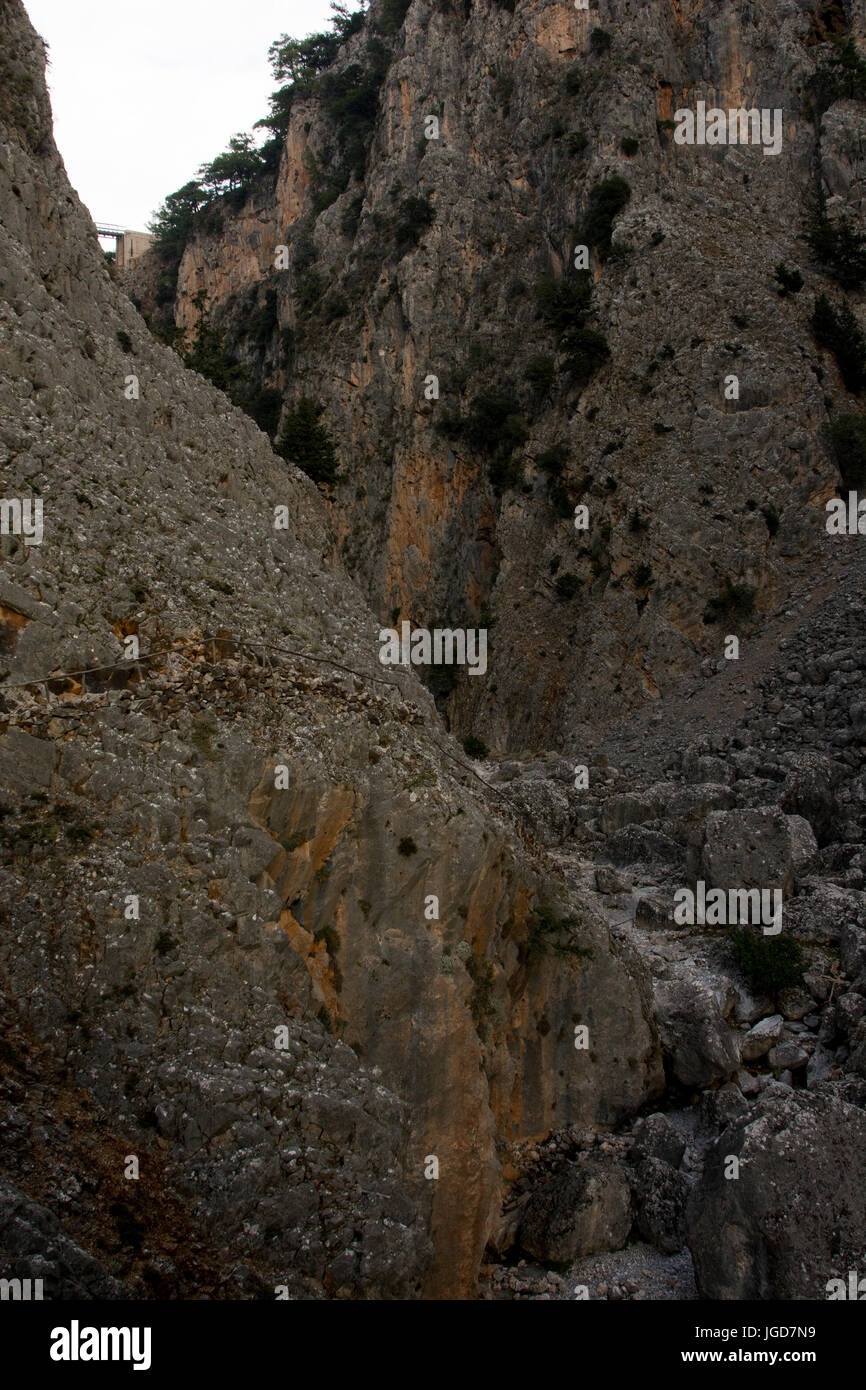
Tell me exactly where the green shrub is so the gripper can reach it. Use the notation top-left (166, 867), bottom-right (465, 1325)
top-left (632, 562), bottom-right (654, 588)
top-left (703, 578), bottom-right (757, 626)
top-left (554, 572), bottom-right (581, 600)
top-left (275, 398), bottom-right (339, 484)
top-left (535, 275), bottom-right (610, 387)
top-left (248, 288), bottom-right (279, 344)
top-left (730, 927), bottom-right (804, 1001)
top-left (379, 0), bottom-right (413, 35)
top-left (620, 136), bottom-right (639, 156)
top-left (550, 481), bottom-right (577, 517)
top-left (462, 734), bottom-right (489, 759)
top-left (564, 62), bottom-right (582, 95)
top-left (829, 413), bottom-right (866, 488)
top-left (183, 307), bottom-right (247, 395)
top-left (525, 904), bottom-right (592, 966)
top-left (155, 931), bottom-right (178, 956)
top-left (536, 272), bottom-right (592, 338)
top-left (567, 129), bottom-right (589, 155)
top-left (536, 442), bottom-right (569, 475)
top-left (774, 262), bottom-right (803, 295)
top-left (525, 354), bottom-right (556, 394)
top-left (761, 503), bottom-right (780, 537)
top-left (560, 325), bottom-right (611, 387)
top-left (295, 266), bottom-right (326, 316)
top-left (438, 384), bottom-right (529, 490)
top-left (807, 37), bottom-right (866, 119)
top-left (394, 194), bottom-right (435, 253)
top-left (807, 199), bottom-right (866, 290)
top-left (589, 28), bottom-right (612, 56)
top-left (397, 835), bottom-right (418, 856)
top-left (811, 293), bottom-right (866, 393)
top-left (116, 330), bottom-right (133, 353)
top-left (579, 176), bottom-right (632, 258)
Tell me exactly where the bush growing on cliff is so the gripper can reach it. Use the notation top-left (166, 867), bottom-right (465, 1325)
top-left (462, 734), bottom-right (489, 759)
top-left (437, 383), bottom-right (529, 491)
top-left (536, 441), bottom-right (569, 475)
top-left (703, 577), bottom-right (756, 626)
top-left (807, 193), bottom-right (866, 290)
top-left (275, 398), bottom-right (340, 485)
top-left (394, 194), bottom-right (435, 254)
top-left (379, 0), bottom-right (413, 35)
top-left (534, 272), bottom-right (611, 389)
top-left (536, 273), bottom-right (592, 338)
top-left (811, 293), bottom-right (866, 392)
top-left (554, 572), bottom-right (581, 600)
top-left (774, 262), bottom-right (804, 295)
top-left (524, 354), bottom-right (556, 396)
top-left (829, 413), bottom-right (866, 488)
top-left (579, 176), bottom-right (632, 259)
top-left (589, 28), bottom-right (612, 56)
top-left (807, 36), bottom-right (866, 118)
top-left (183, 304), bottom-right (247, 395)
top-left (524, 905), bottom-right (592, 966)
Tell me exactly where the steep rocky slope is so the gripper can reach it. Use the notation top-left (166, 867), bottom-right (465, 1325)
top-left (134, 0), bottom-right (865, 755)
top-left (0, 0), bottom-right (666, 1299)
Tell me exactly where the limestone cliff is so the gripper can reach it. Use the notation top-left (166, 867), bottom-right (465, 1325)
top-left (137, 0), bottom-right (866, 756)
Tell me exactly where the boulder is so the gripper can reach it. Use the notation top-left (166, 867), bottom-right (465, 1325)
top-left (687, 1089), bottom-right (866, 1298)
top-left (698, 807), bottom-right (811, 896)
top-left (634, 888), bottom-right (675, 929)
top-left (740, 1014), bottom-right (784, 1062)
top-left (781, 754), bottom-right (842, 845)
top-left (653, 978), bottom-right (741, 1089)
top-left (766, 1041), bottom-right (809, 1073)
top-left (631, 1112), bottom-right (686, 1168)
top-left (594, 865), bottom-right (631, 895)
top-left (630, 1157), bottom-right (689, 1254)
top-left (517, 1153), bottom-right (632, 1265)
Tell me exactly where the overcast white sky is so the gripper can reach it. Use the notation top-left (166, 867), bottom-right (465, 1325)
top-left (24, 1), bottom-right (335, 232)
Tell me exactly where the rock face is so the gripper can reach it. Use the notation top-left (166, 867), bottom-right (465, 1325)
top-left (131, 0), bottom-right (864, 759)
top-left (5, 0), bottom-right (866, 1305)
top-left (0, 0), bottom-right (666, 1298)
top-left (687, 1088), bottom-right (866, 1300)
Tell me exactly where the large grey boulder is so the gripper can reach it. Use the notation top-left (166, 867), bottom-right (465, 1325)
top-left (653, 978), bottom-right (741, 1089)
top-left (517, 1153), bottom-right (632, 1265)
top-left (687, 1088), bottom-right (866, 1299)
top-left (698, 807), bottom-right (815, 895)
top-left (781, 753), bottom-right (843, 844)
top-left (740, 1014), bottom-right (784, 1061)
